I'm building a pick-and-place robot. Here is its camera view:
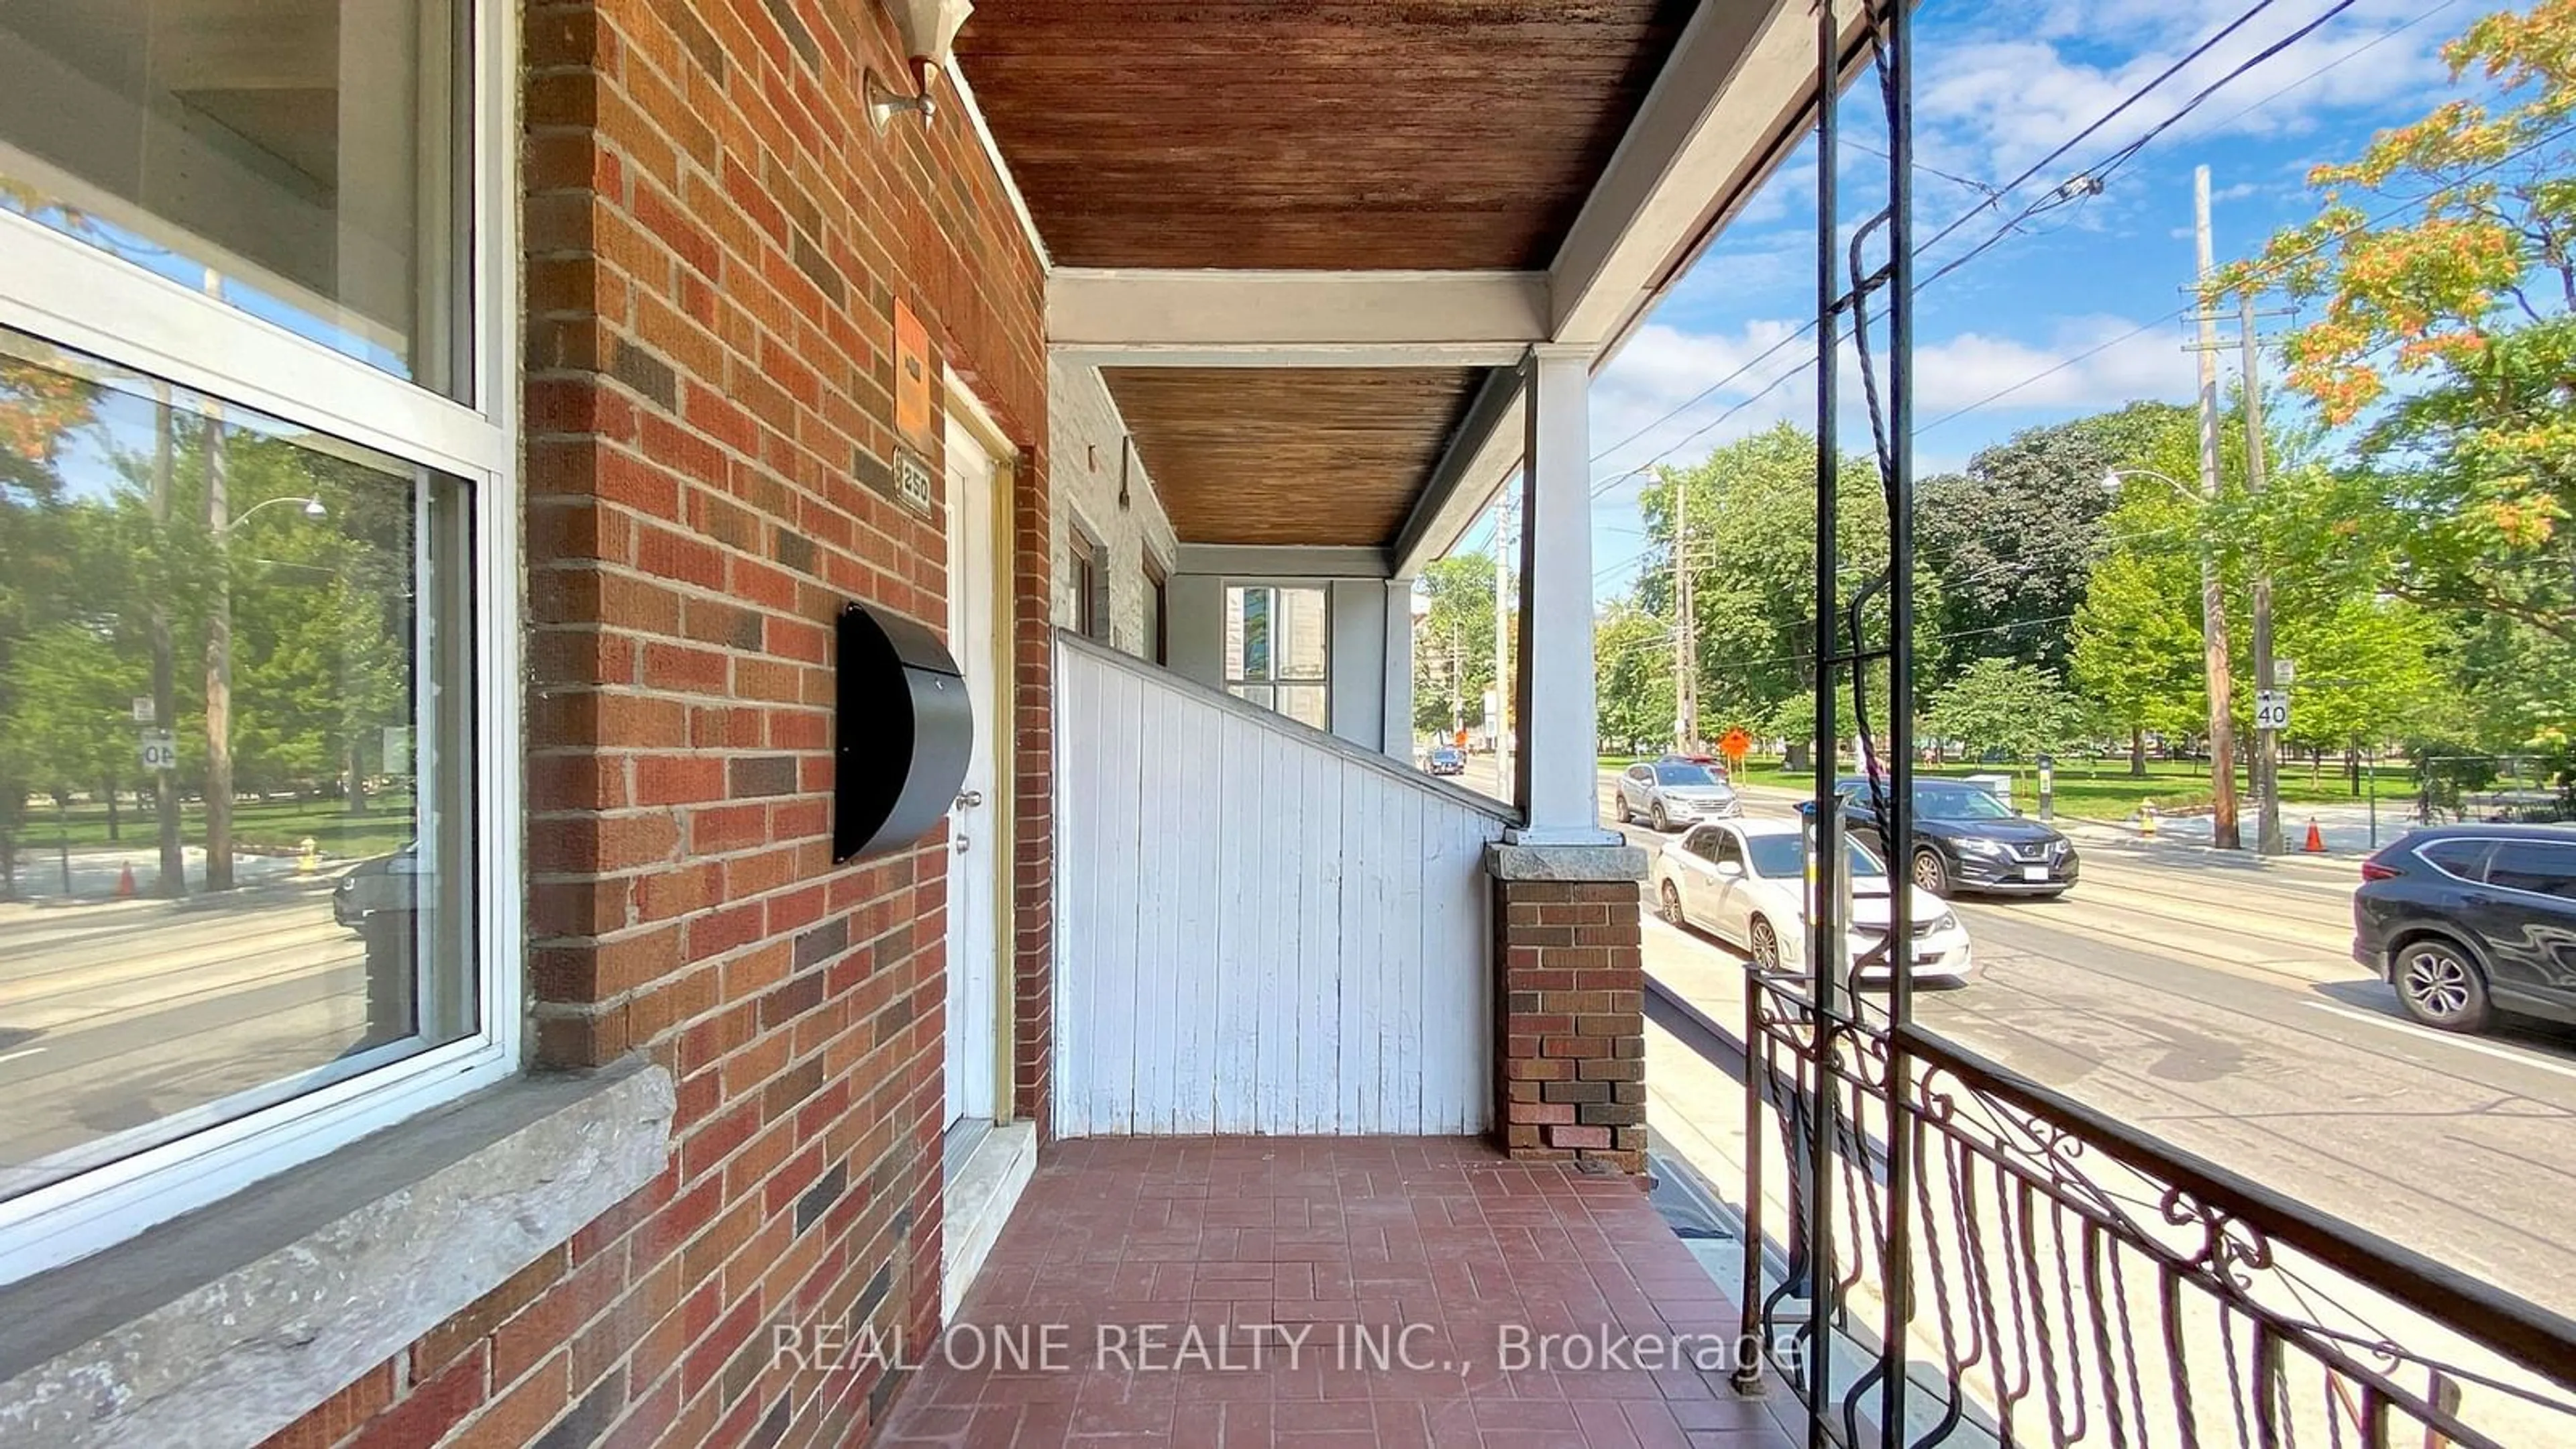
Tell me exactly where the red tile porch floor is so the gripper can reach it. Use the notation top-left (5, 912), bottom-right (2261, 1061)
top-left (877, 1137), bottom-right (1800, 1448)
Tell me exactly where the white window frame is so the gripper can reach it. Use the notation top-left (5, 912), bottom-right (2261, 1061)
top-left (0, 0), bottom-right (522, 1286)
top-left (1222, 582), bottom-right (1332, 724)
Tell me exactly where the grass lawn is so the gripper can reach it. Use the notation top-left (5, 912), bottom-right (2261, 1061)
top-left (1725, 757), bottom-right (2419, 820)
top-left (15, 792), bottom-right (417, 859)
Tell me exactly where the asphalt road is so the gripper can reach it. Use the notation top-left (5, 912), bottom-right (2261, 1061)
top-left (1448, 752), bottom-right (2576, 1322)
top-left (0, 881), bottom-right (372, 1192)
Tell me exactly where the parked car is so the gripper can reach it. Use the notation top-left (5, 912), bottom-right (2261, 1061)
top-left (2351, 825), bottom-right (2576, 1033)
top-left (1425, 746), bottom-right (1466, 777)
top-left (1833, 777), bottom-right (2078, 899)
top-left (1614, 759), bottom-right (1741, 831)
top-left (333, 841), bottom-right (420, 929)
top-left (1650, 818), bottom-right (1972, 986)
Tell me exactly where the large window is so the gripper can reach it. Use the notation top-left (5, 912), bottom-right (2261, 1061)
top-left (0, 0), bottom-right (508, 1283)
top-left (1224, 584), bottom-right (1328, 730)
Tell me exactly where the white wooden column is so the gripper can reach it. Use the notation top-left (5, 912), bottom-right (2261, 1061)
top-left (1383, 578), bottom-right (1416, 758)
top-left (1511, 345), bottom-right (1619, 845)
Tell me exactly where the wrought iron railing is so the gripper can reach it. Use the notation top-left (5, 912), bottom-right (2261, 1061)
top-left (1728, 968), bottom-right (2576, 1448)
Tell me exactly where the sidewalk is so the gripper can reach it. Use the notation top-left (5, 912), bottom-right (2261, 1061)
top-left (2058, 802), bottom-right (2402, 861)
top-left (1712, 770), bottom-right (2388, 873)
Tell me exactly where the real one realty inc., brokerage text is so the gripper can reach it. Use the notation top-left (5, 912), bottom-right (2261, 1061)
top-left (775, 1321), bottom-right (1784, 1377)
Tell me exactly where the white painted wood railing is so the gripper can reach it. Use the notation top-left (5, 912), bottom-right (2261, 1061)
top-left (1052, 633), bottom-right (1513, 1136)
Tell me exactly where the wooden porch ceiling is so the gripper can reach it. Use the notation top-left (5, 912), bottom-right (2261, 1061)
top-left (1102, 368), bottom-right (1485, 547)
top-left (953, 1), bottom-right (1697, 271)
top-left (958, 1), bottom-right (1702, 552)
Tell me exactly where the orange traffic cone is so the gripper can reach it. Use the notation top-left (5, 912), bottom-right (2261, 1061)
top-left (115, 862), bottom-right (136, 898)
top-left (2303, 819), bottom-right (2326, 853)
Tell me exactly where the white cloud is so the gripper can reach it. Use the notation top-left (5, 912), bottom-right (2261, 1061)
top-left (1911, 0), bottom-right (2455, 211)
top-left (1590, 313), bottom-right (2196, 491)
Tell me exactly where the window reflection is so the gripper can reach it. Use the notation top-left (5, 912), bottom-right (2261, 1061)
top-left (0, 325), bottom-right (474, 1199)
top-left (1224, 585), bottom-right (1330, 731)
top-left (0, 0), bottom-right (469, 395)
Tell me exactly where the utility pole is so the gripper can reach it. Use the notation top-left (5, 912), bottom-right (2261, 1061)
top-left (2241, 287), bottom-right (2282, 855)
top-left (203, 401), bottom-right (236, 893)
top-left (1672, 472), bottom-right (1698, 752)
top-left (149, 388), bottom-right (184, 898)
top-left (2193, 165), bottom-right (2243, 851)
top-left (1450, 617), bottom-right (1464, 735)
top-left (201, 266), bottom-right (237, 891)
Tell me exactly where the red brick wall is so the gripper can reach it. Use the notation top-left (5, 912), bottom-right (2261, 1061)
top-left (1492, 879), bottom-right (1648, 1175)
top-left (260, 0), bottom-right (1051, 1444)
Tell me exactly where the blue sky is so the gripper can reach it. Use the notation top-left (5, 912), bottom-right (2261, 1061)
top-left (1452, 0), bottom-right (2485, 595)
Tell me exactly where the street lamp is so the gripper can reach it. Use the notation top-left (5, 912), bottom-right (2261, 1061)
top-left (2102, 466), bottom-right (2245, 851)
top-left (202, 488), bottom-right (329, 892)
top-left (229, 496), bottom-right (329, 527)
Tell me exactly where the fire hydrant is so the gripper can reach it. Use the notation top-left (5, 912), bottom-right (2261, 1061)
top-left (300, 837), bottom-right (320, 873)
top-left (2139, 802), bottom-right (2158, 838)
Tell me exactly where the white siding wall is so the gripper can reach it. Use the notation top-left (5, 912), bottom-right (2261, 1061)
top-left (1054, 635), bottom-right (1507, 1136)
top-left (1049, 361), bottom-right (1178, 659)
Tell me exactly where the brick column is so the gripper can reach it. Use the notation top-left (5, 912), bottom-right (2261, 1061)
top-left (1489, 843), bottom-right (1650, 1174)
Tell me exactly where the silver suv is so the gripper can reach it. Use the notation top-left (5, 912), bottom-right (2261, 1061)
top-left (1615, 758), bottom-right (1741, 832)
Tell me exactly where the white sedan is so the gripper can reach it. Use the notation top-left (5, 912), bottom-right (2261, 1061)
top-left (1649, 818), bottom-right (1974, 986)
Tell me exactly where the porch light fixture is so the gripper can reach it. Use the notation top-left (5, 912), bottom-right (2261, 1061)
top-left (866, 0), bottom-right (973, 133)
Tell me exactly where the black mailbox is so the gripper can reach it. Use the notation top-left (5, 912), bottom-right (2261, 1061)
top-left (833, 601), bottom-right (975, 862)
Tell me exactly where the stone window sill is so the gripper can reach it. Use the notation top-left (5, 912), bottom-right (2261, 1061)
top-left (0, 1059), bottom-right (674, 1449)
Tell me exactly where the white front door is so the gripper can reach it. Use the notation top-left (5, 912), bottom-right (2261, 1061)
top-left (943, 407), bottom-right (1002, 1126)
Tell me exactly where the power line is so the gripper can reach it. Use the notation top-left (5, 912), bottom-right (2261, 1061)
top-left (2180, 0), bottom-right (2463, 143)
top-left (1919, 116), bottom-right (2576, 431)
top-left (1588, 0), bottom-right (2398, 488)
top-left (1910, 0), bottom-right (2296, 260)
top-left (1917, 0), bottom-right (2366, 295)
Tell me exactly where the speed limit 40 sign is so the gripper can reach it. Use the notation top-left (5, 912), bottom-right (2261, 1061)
top-left (138, 730), bottom-right (177, 771)
top-left (2254, 690), bottom-right (2290, 732)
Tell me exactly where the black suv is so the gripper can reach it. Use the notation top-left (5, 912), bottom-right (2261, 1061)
top-left (2352, 826), bottom-right (2576, 1033)
top-left (1833, 777), bottom-right (2079, 899)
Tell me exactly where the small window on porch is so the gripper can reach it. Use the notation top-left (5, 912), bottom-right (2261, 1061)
top-left (1224, 584), bottom-right (1327, 730)
top-left (1142, 553), bottom-right (1167, 666)
top-left (1068, 521), bottom-right (1108, 643)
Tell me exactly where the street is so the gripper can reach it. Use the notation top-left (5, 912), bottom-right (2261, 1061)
top-left (0, 879), bottom-right (375, 1197)
top-left (1454, 753), bottom-right (2576, 1322)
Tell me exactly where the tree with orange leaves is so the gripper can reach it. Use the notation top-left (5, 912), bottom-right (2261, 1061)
top-left (2214, 0), bottom-right (2576, 655)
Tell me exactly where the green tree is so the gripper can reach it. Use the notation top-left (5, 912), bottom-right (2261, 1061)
top-left (0, 620), bottom-right (140, 803)
top-left (1639, 424), bottom-right (1943, 755)
top-left (1593, 602), bottom-right (1673, 754)
top-left (0, 358), bottom-right (96, 894)
top-left (1921, 659), bottom-right (2091, 773)
top-left (1919, 402), bottom-right (2196, 681)
top-left (1412, 552), bottom-right (1495, 739)
top-left (2214, 0), bottom-right (2576, 655)
top-left (2268, 595), bottom-right (2455, 767)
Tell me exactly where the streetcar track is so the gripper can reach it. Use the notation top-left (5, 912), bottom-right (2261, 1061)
top-left (1917, 955), bottom-right (2576, 1293)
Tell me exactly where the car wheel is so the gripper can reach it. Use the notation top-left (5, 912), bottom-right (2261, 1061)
top-left (1650, 801), bottom-right (1670, 833)
top-left (1911, 848), bottom-right (1951, 897)
top-left (1658, 880), bottom-right (1684, 926)
top-left (2394, 938), bottom-right (2492, 1032)
top-left (1749, 916), bottom-right (1781, 971)
top-left (1615, 792), bottom-right (1633, 824)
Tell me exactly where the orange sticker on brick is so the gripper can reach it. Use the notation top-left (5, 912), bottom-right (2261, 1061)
top-left (894, 298), bottom-right (932, 449)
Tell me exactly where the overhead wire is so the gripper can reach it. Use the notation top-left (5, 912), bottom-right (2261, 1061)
top-left (1590, 0), bottom-right (2410, 496)
top-left (1590, 0), bottom-right (2515, 519)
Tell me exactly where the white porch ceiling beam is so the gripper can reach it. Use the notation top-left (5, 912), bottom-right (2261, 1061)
top-left (1171, 543), bottom-right (1391, 579)
top-left (1047, 268), bottom-right (1549, 367)
top-left (1391, 366), bottom-right (1525, 578)
top-left (1548, 0), bottom-right (1827, 351)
